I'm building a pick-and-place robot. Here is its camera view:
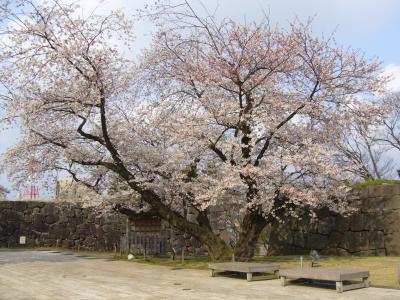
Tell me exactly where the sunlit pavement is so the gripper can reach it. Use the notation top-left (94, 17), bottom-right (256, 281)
top-left (0, 251), bottom-right (399, 300)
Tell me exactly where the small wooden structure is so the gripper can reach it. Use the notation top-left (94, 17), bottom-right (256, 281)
top-left (279, 268), bottom-right (369, 293)
top-left (118, 207), bottom-right (171, 256)
top-left (208, 262), bottom-right (279, 281)
top-left (120, 232), bottom-right (168, 256)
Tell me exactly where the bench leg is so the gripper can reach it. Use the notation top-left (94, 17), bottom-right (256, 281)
top-left (274, 270), bottom-right (280, 279)
top-left (363, 277), bottom-right (370, 288)
top-left (281, 276), bottom-right (287, 287)
top-left (211, 269), bottom-right (215, 277)
top-left (336, 281), bottom-right (344, 293)
top-left (246, 272), bottom-right (253, 282)
top-left (337, 278), bottom-right (369, 293)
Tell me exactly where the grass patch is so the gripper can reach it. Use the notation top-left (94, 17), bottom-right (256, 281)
top-left (0, 247), bottom-right (52, 252)
top-left (0, 247), bottom-right (116, 258)
top-left (351, 179), bottom-right (400, 190)
top-left (114, 255), bottom-right (211, 270)
top-left (118, 255), bottom-right (400, 289)
top-left (256, 256), bottom-right (400, 288)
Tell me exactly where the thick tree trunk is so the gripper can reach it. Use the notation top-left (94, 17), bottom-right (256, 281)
top-left (136, 189), bottom-right (230, 260)
top-left (197, 230), bottom-right (231, 260)
top-left (233, 210), bottom-right (267, 261)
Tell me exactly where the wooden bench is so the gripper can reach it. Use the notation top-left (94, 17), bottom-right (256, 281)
top-left (279, 268), bottom-right (370, 293)
top-left (208, 262), bottom-right (279, 281)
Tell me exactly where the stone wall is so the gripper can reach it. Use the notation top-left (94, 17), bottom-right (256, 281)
top-left (269, 184), bottom-right (400, 256)
top-left (0, 201), bottom-right (127, 250)
top-left (0, 200), bottom-right (214, 255)
top-left (4, 184), bottom-right (399, 257)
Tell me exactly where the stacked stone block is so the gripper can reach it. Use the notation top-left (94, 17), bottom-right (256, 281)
top-left (0, 201), bottom-right (127, 251)
top-left (269, 184), bottom-right (400, 256)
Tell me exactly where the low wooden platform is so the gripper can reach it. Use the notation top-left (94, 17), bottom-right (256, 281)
top-left (208, 262), bottom-right (279, 281)
top-left (279, 268), bottom-right (370, 293)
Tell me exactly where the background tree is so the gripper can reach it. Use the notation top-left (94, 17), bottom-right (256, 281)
top-left (377, 93), bottom-right (400, 154)
top-left (0, 0), bottom-right (386, 260)
top-left (0, 184), bottom-right (9, 200)
top-left (336, 124), bottom-right (395, 180)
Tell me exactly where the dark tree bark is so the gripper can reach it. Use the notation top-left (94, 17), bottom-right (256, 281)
top-left (132, 189), bottom-right (231, 260)
top-left (233, 209), bottom-right (267, 261)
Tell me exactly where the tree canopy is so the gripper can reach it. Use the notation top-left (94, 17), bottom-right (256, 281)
top-left (0, 0), bottom-right (387, 259)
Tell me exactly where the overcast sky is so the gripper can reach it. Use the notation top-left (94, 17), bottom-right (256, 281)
top-left (1, 0), bottom-right (400, 198)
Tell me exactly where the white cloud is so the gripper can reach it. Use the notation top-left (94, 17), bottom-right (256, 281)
top-left (383, 64), bottom-right (400, 93)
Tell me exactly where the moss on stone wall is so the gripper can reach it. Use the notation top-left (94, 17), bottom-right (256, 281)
top-left (351, 179), bottom-right (400, 190)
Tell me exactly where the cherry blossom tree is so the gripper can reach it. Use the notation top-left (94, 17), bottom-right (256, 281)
top-left (0, 0), bottom-right (386, 260)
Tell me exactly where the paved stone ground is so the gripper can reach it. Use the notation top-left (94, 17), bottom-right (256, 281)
top-left (0, 251), bottom-right (400, 300)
